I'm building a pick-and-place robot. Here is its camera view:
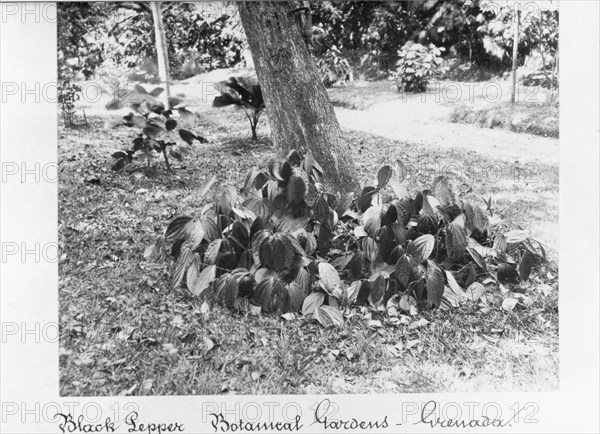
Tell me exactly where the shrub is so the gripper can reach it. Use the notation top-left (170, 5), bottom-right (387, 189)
top-left (145, 152), bottom-right (546, 327)
top-left (57, 80), bottom-right (84, 128)
top-left (106, 85), bottom-right (207, 171)
top-left (391, 42), bottom-right (446, 93)
top-left (212, 77), bottom-right (265, 141)
top-left (316, 45), bottom-right (353, 88)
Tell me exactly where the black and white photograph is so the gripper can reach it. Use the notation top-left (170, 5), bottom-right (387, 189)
top-left (57, 0), bottom-right (561, 396)
top-left (0, 0), bottom-right (599, 432)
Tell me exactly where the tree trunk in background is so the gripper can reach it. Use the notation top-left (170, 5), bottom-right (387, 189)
top-left (237, 1), bottom-right (360, 195)
top-left (510, 8), bottom-right (520, 104)
top-left (150, 2), bottom-right (171, 106)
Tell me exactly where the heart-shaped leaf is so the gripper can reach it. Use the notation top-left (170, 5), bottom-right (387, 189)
top-left (318, 262), bottom-right (342, 297)
top-left (518, 250), bottom-right (535, 280)
top-left (302, 291), bottom-right (325, 315)
top-left (425, 260), bottom-right (444, 308)
top-left (414, 234), bottom-right (435, 261)
top-left (188, 263), bottom-right (216, 296)
top-left (377, 165), bottom-right (393, 189)
top-left (312, 305), bottom-right (344, 328)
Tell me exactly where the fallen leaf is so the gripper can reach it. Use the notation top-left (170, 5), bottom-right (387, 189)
top-left (203, 337), bottom-right (215, 353)
top-left (502, 298), bottom-right (518, 311)
top-left (406, 339), bottom-right (420, 349)
top-left (368, 319), bottom-right (382, 329)
top-left (409, 318), bottom-right (430, 329)
top-left (200, 301), bottom-right (210, 315)
top-left (106, 357), bottom-right (127, 367)
top-left (119, 384), bottom-right (137, 396)
top-left (141, 379), bottom-right (154, 392)
top-left (248, 304), bottom-right (261, 316)
top-left (162, 343), bottom-right (178, 355)
top-left (538, 283), bottom-right (552, 296)
top-left (171, 315), bottom-right (184, 328)
top-left (465, 282), bottom-right (486, 301)
top-left (73, 356), bottom-right (94, 367)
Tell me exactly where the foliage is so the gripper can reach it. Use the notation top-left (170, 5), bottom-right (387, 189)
top-left (57, 2), bottom-right (109, 80)
top-left (106, 85), bottom-right (207, 171)
top-left (475, 4), bottom-right (558, 69)
top-left (309, 1), bottom-right (559, 77)
top-left (212, 77), bottom-right (265, 140)
top-left (391, 42), bottom-right (446, 93)
top-left (310, 1), bottom-right (419, 73)
top-left (57, 3), bottom-right (245, 81)
top-left (57, 81), bottom-right (84, 128)
top-left (147, 152), bottom-right (546, 327)
top-left (316, 45), bottom-right (353, 88)
top-left (101, 3), bottom-right (245, 80)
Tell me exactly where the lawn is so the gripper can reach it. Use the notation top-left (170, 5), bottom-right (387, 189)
top-left (449, 102), bottom-right (559, 138)
top-left (59, 102), bottom-right (559, 396)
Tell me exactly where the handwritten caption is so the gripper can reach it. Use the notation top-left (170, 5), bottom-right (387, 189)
top-left (53, 399), bottom-right (539, 433)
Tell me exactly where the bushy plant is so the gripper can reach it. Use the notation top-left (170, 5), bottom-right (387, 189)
top-left (58, 80), bottom-right (84, 128)
top-left (212, 77), bottom-right (265, 141)
top-left (145, 152), bottom-right (546, 327)
top-left (107, 85), bottom-right (207, 171)
top-left (391, 41), bottom-right (446, 93)
top-left (316, 45), bottom-right (353, 88)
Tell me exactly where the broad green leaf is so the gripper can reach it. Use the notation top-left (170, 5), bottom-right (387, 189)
top-left (302, 291), bottom-right (325, 315)
top-left (395, 159), bottom-right (408, 182)
top-left (398, 294), bottom-right (418, 314)
top-left (367, 273), bottom-right (387, 307)
top-left (288, 282), bottom-right (306, 312)
top-left (389, 179), bottom-right (409, 200)
top-left (463, 201), bottom-right (488, 235)
top-left (414, 234), bottom-right (435, 261)
top-left (363, 205), bottom-right (382, 237)
top-left (165, 216), bottom-right (193, 242)
top-left (432, 176), bottom-right (453, 207)
top-left (518, 250), bottom-right (535, 280)
top-left (377, 165), bottom-right (393, 189)
top-left (259, 233), bottom-right (294, 273)
top-left (505, 229), bottom-right (528, 244)
top-left (214, 274), bottom-right (238, 309)
top-left (204, 239), bottom-right (223, 265)
top-left (188, 263), bottom-right (216, 296)
top-left (465, 282), bottom-right (486, 301)
top-left (179, 129), bottom-right (197, 145)
top-left (467, 246), bottom-right (487, 270)
top-left (425, 260), bottom-right (444, 308)
top-left (497, 263), bottom-right (519, 282)
top-left (446, 218), bottom-right (467, 260)
top-left (198, 175), bottom-right (217, 199)
top-left (335, 192), bottom-right (355, 217)
top-left (171, 246), bottom-right (193, 289)
top-left (318, 262), bottom-right (343, 298)
top-left (312, 305), bottom-right (344, 328)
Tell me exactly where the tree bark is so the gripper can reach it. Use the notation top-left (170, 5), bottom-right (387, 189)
top-left (237, 1), bottom-right (359, 195)
top-left (150, 2), bottom-right (171, 106)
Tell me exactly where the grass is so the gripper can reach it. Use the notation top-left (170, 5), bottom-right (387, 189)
top-left (449, 102), bottom-right (559, 138)
top-left (59, 105), bottom-right (559, 396)
top-left (327, 81), bottom-right (400, 111)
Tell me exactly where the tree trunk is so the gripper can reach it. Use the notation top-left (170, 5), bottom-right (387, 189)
top-left (237, 1), bottom-right (359, 195)
top-left (150, 2), bottom-right (171, 107)
top-left (510, 8), bottom-right (520, 104)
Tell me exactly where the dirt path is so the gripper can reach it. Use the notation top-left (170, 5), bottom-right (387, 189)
top-left (333, 86), bottom-right (559, 166)
top-left (81, 73), bottom-right (559, 167)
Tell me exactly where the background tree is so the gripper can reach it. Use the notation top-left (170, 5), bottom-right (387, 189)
top-left (150, 2), bottom-right (171, 105)
top-left (237, 1), bottom-right (360, 195)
